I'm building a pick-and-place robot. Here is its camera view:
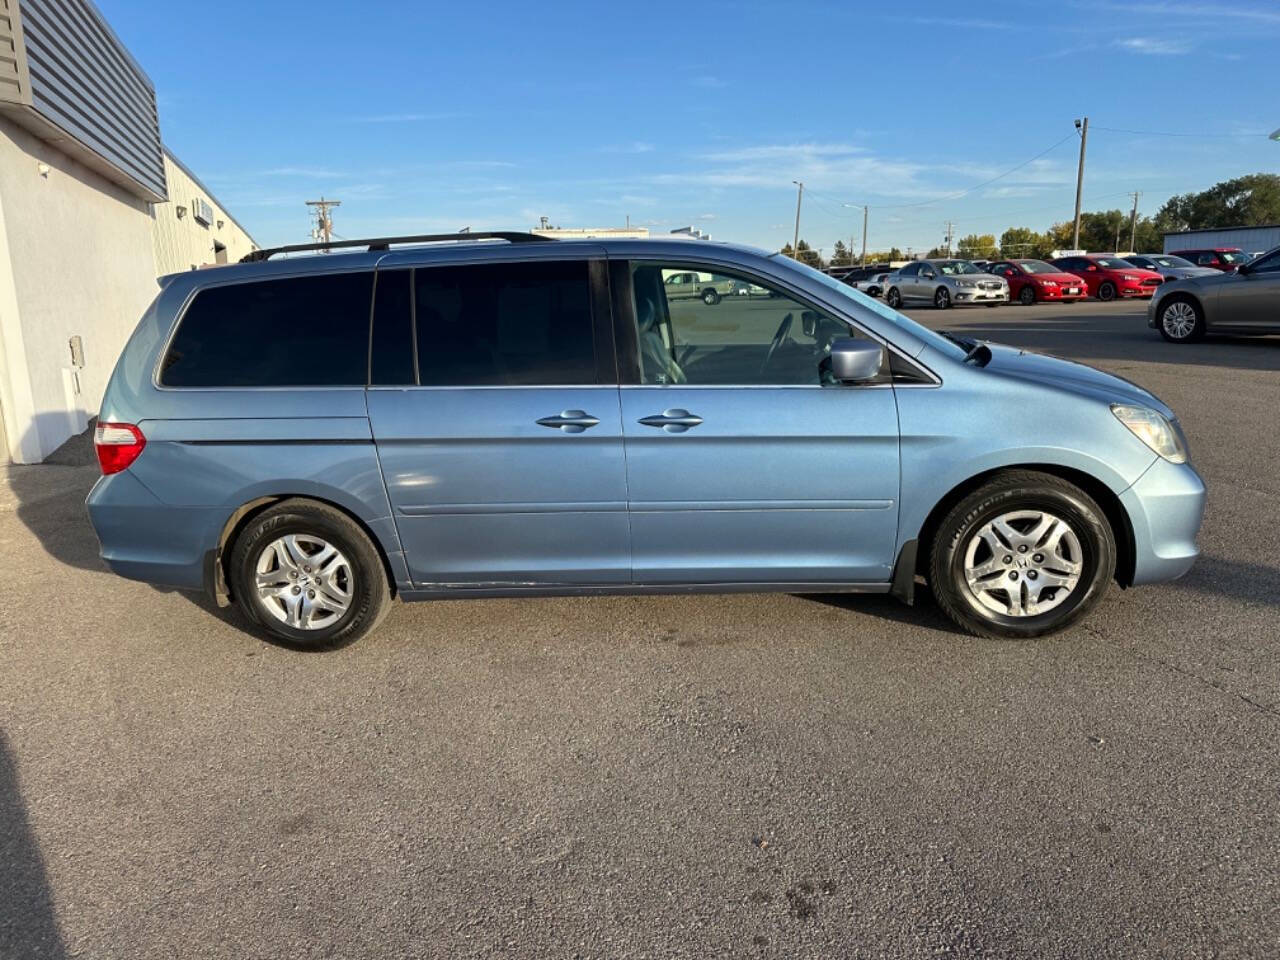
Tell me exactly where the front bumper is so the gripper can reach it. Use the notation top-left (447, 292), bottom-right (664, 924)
top-left (1146, 298), bottom-right (1159, 328)
top-left (1120, 456), bottom-right (1206, 585)
top-left (953, 286), bottom-right (1008, 304)
top-left (1038, 285), bottom-right (1086, 300)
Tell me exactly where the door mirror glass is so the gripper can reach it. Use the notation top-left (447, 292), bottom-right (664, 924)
top-left (921, 270), bottom-right (935, 279)
top-left (830, 338), bottom-right (884, 383)
top-left (801, 310), bottom-right (819, 338)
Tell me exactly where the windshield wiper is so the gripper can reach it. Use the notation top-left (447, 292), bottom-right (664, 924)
top-left (940, 331), bottom-right (974, 351)
top-left (939, 331), bottom-right (992, 366)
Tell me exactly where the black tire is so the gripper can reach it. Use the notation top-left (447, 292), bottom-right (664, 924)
top-left (1018, 285), bottom-right (1036, 306)
top-left (1156, 294), bottom-right (1206, 343)
top-left (1097, 281), bottom-right (1116, 302)
top-left (886, 287), bottom-right (903, 309)
top-left (701, 289), bottom-right (721, 305)
top-left (928, 471), bottom-right (1116, 640)
top-left (934, 287), bottom-right (951, 309)
top-left (229, 498), bottom-right (391, 648)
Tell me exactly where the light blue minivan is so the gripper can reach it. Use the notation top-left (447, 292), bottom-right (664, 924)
top-left (87, 233), bottom-right (1205, 647)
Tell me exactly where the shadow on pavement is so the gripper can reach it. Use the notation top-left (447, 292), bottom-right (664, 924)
top-left (1170, 554), bottom-right (1280, 608)
top-left (5, 418), bottom-right (229, 625)
top-left (0, 731), bottom-right (68, 960)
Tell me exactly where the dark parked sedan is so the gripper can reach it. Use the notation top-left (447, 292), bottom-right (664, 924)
top-left (1148, 245), bottom-right (1280, 342)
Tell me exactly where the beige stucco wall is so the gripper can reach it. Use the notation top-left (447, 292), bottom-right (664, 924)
top-left (153, 152), bottom-right (256, 275)
top-left (0, 114), bottom-right (158, 463)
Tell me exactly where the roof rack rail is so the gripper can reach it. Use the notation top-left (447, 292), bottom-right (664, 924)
top-left (240, 231), bottom-right (554, 263)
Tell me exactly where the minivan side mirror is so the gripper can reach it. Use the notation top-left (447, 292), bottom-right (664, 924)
top-left (1237, 262), bottom-right (1252, 276)
top-left (830, 339), bottom-right (884, 383)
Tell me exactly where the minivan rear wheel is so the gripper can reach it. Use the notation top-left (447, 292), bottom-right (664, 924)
top-left (229, 499), bottom-right (390, 648)
top-left (928, 472), bottom-right (1115, 639)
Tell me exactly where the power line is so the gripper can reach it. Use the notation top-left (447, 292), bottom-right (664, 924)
top-left (1092, 125), bottom-right (1271, 139)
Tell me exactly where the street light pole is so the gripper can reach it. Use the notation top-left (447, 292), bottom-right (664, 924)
top-left (843, 203), bottom-right (870, 265)
top-left (792, 181), bottom-right (804, 260)
top-left (1072, 117), bottom-right (1089, 251)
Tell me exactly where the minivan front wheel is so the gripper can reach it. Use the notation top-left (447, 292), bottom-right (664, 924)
top-left (229, 499), bottom-right (390, 648)
top-left (929, 472), bottom-right (1115, 639)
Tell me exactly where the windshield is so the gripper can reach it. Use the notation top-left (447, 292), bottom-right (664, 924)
top-left (1017, 260), bottom-right (1058, 274)
top-left (1093, 257), bottom-right (1132, 269)
top-left (786, 257), bottom-right (969, 360)
top-left (934, 260), bottom-right (983, 275)
top-left (1219, 251), bottom-right (1250, 264)
top-left (1151, 255), bottom-right (1193, 268)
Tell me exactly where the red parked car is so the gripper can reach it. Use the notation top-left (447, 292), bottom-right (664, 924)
top-left (1167, 247), bottom-right (1252, 273)
top-left (987, 259), bottom-right (1089, 305)
top-left (1050, 254), bottom-right (1164, 301)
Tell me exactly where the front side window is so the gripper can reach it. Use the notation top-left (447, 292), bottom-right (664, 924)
top-left (631, 263), bottom-right (874, 386)
top-left (414, 260), bottom-right (595, 386)
top-left (161, 272), bottom-right (373, 387)
top-left (1247, 250), bottom-right (1280, 273)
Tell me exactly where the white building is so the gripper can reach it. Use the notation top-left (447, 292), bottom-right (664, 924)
top-left (0, 0), bottom-right (254, 464)
top-left (1162, 224), bottom-right (1280, 256)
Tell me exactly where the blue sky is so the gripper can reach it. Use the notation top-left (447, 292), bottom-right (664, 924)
top-left (98, 0), bottom-right (1279, 254)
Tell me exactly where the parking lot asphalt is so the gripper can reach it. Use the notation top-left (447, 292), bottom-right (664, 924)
top-left (2, 298), bottom-right (1278, 959)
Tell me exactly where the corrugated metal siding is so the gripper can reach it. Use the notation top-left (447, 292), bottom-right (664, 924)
top-left (0, 0), bottom-right (28, 104)
top-left (8, 0), bottom-right (164, 200)
top-left (1163, 226), bottom-right (1280, 254)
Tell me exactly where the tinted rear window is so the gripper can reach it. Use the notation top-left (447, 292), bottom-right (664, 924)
top-left (370, 270), bottom-right (415, 385)
top-left (161, 272), bottom-right (373, 387)
top-left (414, 260), bottom-right (595, 386)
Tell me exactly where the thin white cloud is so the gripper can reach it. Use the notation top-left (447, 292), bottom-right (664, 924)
top-left (1116, 36), bottom-right (1191, 54)
top-left (908, 16), bottom-right (1014, 29)
top-left (1077, 0), bottom-right (1280, 26)
top-left (602, 141), bottom-right (656, 154)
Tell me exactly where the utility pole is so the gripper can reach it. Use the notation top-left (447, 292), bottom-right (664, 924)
top-left (944, 221), bottom-right (954, 257)
top-left (305, 196), bottom-right (340, 252)
top-left (861, 205), bottom-right (868, 265)
top-left (1072, 117), bottom-right (1089, 251)
top-left (1128, 191), bottom-right (1142, 252)
top-left (791, 181), bottom-right (804, 259)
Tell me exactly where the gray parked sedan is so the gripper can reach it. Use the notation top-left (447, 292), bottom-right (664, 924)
top-left (885, 259), bottom-right (1008, 309)
top-left (1125, 254), bottom-right (1219, 282)
top-left (1148, 244), bottom-right (1280, 342)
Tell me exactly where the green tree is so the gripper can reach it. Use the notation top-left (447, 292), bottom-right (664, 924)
top-left (1154, 173), bottom-right (1280, 233)
top-left (956, 233), bottom-right (999, 259)
top-left (999, 226), bottom-right (1054, 259)
top-left (831, 240), bottom-right (852, 267)
top-left (794, 239), bottom-right (825, 270)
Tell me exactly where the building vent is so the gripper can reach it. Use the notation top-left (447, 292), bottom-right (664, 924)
top-left (192, 197), bottom-right (213, 226)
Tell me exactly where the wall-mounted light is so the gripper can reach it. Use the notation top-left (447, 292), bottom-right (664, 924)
top-left (37, 162), bottom-right (50, 178)
top-left (216, 219), bottom-right (224, 230)
top-left (176, 205), bottom-right (187, 219)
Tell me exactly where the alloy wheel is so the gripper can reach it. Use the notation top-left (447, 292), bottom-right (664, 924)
top-left (253, 534), bottom-right (353, 629)
top-left (961, 509), bottom-right (1082, 618)
top-left (1162, 301), bottom-right (1197, 340)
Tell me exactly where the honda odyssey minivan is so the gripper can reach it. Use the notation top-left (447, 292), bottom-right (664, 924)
top-left (87, 232), bottom-right (1205, 647)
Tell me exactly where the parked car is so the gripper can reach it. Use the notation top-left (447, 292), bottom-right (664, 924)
top-left (969, 259), bottom-right (992, 272)
top-left (86, 231), bottom-right (1204, 646)
top-left (987, 259), bottom-right (1088, 305)
top-left (884, 259), bottom-right (1009, 309)
top-left (1050, 254), bottom-right (1164, 301)
top-left (845, 267), bottom-right (890, 297)
top-left (1124, 254), bottom-right (1219, 282)
top-left (1167, 247), bottom-right (1252, 273)
top-left (663, 269), bottom-right (736, 304)
top-left (1148, 243), bottom-right (1280, 342)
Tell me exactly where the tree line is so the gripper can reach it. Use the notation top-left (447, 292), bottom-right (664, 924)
top-left (788, 173), bottom-right (1280, 268)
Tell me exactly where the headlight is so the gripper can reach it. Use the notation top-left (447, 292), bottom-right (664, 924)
top-left (1122, 274), bottom-right (1139, 281)
top-left (1041, 280), bottom-right (1058, 287)
top-left (1111, 404), bottom-right (1187, 463)
top-left (956, 280), bottom-right (976, 288)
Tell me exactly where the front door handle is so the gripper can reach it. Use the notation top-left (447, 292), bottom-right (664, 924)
top-left (638, 408), bottom-right (703, 433)
top-left (536, 410), bottom-right (600, 433)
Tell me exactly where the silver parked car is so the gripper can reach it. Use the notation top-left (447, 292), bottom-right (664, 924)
top-left (1125, 254), bottom-right (1219, 282)
top-left (885, 259), bottom-right (1009, 309)
top-left (1148, 244), bottom-right (1280, 342)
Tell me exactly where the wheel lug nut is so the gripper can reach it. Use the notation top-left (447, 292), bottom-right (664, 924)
top-left (1033, 553), bottom-right (1044, 563)
top-left (291, 586), bottom-right (301, 595)
top-left (1027, 571), bottom-right (1038, 580)
top-left (308, 590), bottom-right (315, 598)
top-left (1018, 545), bottom-right (1029, 553)
top-left (289, 571), bottom-right (297, 579)
top-left (1009, 571), bottom-right (1019, 581)
top-left (1002, 555), bottom-right (1013, 564)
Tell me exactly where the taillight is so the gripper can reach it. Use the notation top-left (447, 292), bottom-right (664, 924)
top-left (94, 422), bottom-right (146, 475)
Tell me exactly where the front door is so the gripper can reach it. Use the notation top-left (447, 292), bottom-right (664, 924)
top-left (1215, 248), bottom-right (1280, 328)
top-left (367, 258), bottom-right (630, 587)
top-left (617, 260), bottom-right (901, 585)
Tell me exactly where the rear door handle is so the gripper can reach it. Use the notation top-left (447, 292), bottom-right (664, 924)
top-left (536, 410), bottom-right (601, 433)
top-left (638, 408), bottom-right (703, 433)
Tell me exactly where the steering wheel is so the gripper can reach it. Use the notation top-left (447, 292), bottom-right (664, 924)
top-left (760, 313), bottom-right (793, 374)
